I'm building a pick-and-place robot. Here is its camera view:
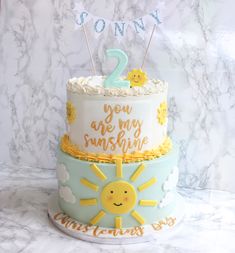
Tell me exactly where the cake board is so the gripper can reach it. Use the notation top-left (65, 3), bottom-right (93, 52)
top-left (48, 192), bottom-right (185, 244)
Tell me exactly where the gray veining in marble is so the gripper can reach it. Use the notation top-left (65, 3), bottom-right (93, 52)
top-left (0, 0), bottom-right (235, 192)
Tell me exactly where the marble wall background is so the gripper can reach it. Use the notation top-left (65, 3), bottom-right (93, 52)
top-left (0, 0), bottom-right (235, 192)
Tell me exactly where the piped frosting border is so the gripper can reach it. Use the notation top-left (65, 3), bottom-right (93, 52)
top-left (60, 134), bottom-right (172, 163)
top-left (67, 76), bottom-right (168, 96)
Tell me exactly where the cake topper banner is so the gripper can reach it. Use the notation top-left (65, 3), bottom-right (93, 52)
top-left (73, 3), bottom-right (162, 41)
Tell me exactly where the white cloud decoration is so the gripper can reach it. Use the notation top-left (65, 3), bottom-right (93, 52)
top-left (159, 192), bottom-right (174, 208)
top-left (163, 166), bottom-right (179, 192)
top-left (59, 186), bottom-right (76, 204)
top-left (56, 163), bottom-right (70, 183)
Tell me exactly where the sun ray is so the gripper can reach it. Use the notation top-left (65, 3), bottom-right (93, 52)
top-left (139, 200), bottom-right (158, 207)
top-left (80, 198), bottom-right (97, 206)
top-left (115, 216), bottom-right (122, 229)
top-left (131, 210), bottom-right (145, 225)
top-left (115, 158), bottom-right (123, 178)
top-left (80, 178), bottom-right (99, 192)
top-left (90, 210), bottom-right (106, 225)
top-left (90, 164), bottom-right (107, 181)
top-left (138, 177), bottom-right (157, 192)
top-left (130, 163), bottom-right (145, 182)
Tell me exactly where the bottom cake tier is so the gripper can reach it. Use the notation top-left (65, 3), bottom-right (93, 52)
top-left (56, 145), bottom-right (180, 229)
top-left (48, 191), bottom-right (184, 243)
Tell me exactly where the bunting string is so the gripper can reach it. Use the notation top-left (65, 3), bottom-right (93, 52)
top-left (73, 3), bottom-right (163, 42)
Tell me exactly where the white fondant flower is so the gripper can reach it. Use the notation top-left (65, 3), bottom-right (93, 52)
top-left (57, 163), bottom-right (69, 183)
top-left (59, 186), bottom-right (76, 204)
top-left (163, 166), bottom-right (179, 192)
top-left (159, 192), bottom-right (174, 208)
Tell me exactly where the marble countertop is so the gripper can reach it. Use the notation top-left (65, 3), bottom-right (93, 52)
top-left (1, 164), bottom-right (235, 253)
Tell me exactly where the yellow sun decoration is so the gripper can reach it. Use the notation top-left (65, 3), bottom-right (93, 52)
top-left (127, 69), bottom-right (148, 87)
top-left (66, 101), bottom-right (76, 124)
top-left (79, 159), bottom-right (158, 229)
top-left (157, 101), bottom-right (168, 125)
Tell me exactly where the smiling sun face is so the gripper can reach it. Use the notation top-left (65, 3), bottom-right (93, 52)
top-left (127, 69), bottom-right (148, 87)
top-left (101, 181), bottom-right (137, 214)
top-left (79, 160), bottom-right (158, 229)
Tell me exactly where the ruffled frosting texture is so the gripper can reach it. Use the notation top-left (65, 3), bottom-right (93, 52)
top-left (67, 76), bottom-right (167, 96)
top-left (60, 134), bottom-right (172, 163)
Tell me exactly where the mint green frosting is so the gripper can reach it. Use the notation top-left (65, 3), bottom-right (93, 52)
top-left (57, 145), bottom-right (179, 228)
top-left (104, 49), bottom-right (130, 88)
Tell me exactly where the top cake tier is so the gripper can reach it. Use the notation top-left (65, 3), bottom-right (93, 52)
top-left (62, 76), bottom-right (170, 162)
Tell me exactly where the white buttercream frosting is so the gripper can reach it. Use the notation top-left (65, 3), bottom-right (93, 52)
top-left (67, 76), bottom-right (167, 96)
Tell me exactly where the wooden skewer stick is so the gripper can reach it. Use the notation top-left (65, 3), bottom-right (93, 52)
top-left (82, 24), bottom-right (96, 75)
top-left (141, 24), bottom-right (157, 70)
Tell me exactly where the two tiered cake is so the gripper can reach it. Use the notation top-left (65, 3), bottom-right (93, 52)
top-left (48, 49), bottom-right (183, 243)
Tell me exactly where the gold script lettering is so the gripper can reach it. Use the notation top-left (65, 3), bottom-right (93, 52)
top-left (104, 104), bottom-right (132, 124)
top-left (93, 226), bottom-right (144, 237)
top-left (118, 119), bottom-right (143, 138)
top-left (91, 120), bottom-right (115, 136)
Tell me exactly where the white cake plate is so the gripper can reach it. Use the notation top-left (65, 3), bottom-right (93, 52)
top-left (48, 192), bottom-right (185, 244)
